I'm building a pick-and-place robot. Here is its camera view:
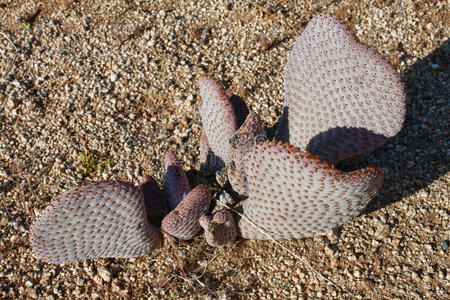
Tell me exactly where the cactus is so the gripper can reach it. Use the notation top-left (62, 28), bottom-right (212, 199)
top-left (161, 184), bottom-right (212, 240)
top-left (198, 76), bottom-right (239, 169)
top-left (236, 141), bottom-right (383, 239)
top-left (200, 210), bottom-right (237, 247)
top-left (30, 13), bottom-right (406, 264)
top-left (228, 112), bottom-right (265, 196)
top-left (30, 181), bottom-right (162, 264)
top-left (197, 14), bottom-right (404, 241)
top-left (275, 14), bottom-right (406, 163)
top-left (164, 150), bottom-right (191, 211)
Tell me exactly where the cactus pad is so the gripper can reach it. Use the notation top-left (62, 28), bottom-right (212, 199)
top-left (199, 210), bottom-right (237, 247)
top-left (237, 141), bottom-right (384, 239)
top-left (161, 184), bottom-right (212, 240)
top-left (276, 13), bottom-right (406, 163)
top-left (30, 181), bottom-right (162, 264)
top-left (228, 113), bottom-right (265, 195)
top-left (164, 150), bottom-right (191, 211)
top-left (199, 76), bottom-right (239, 167)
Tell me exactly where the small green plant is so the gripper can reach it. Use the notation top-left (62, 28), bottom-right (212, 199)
top-left (21, 22), bottom-right (31, 34)
top-left (20, 6), bottom-right (41, 34)
top-left (78, 152), bottom-right (111, 177)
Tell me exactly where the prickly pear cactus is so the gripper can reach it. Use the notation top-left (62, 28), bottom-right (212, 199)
top-left (199, 76), bottom-right (239, 168)
top-left (161, 184), bottom-right (212, 240)
top-left (200, 210), bottom-right (237, 247)
top-left (228, 113), bottom-right (265, 196)
top-left (30, 181), bottom-right (162, 264)
top-left (276, 14), bottom-right (406, 163)
top-left (237, 141), bottom-right (384, 239)
top-left (164, 150), bottom-right (191, 211)
top-left (29, 13), bottom-right (407, 264)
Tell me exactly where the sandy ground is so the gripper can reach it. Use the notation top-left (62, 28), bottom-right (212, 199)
top-left (0, 0), bottom-right (448, 299)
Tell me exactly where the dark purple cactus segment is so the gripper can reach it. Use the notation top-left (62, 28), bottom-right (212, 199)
top-left (237, 141), bottom-right (384, 240)
top-left (228, 112), bottom-right (265, 195)
top-left (161, 184), bottom-right (212, 240)
top-left (30, 181), bottom-right (162, 264)
top-left (276, 13), bottom-right (406, 163)
top-left (199, 210), bottom-right (237, 247)
top-left (140, 175), bottom-right (165, 225)
top-left (164, 150), bottom-right (191, 211)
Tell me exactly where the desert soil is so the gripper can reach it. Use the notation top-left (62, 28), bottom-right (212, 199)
top-left (0, 0), bottom-right (448, 299)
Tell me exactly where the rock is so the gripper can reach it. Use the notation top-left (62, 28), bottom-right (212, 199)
top-left (97, 267), bottom-right (111, 282)
top-left (374, 224), bottom-right (391, 240)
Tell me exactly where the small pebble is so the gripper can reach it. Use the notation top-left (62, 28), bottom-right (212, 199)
top-left (97, 267), bottom-right (111, 282)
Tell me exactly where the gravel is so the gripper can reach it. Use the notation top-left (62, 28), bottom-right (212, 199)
top-left (0, 0), bottom-right (448, 299)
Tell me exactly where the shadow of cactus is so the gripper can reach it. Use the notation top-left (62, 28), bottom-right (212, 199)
top-left (364, 39), bottom-right (449, 212)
